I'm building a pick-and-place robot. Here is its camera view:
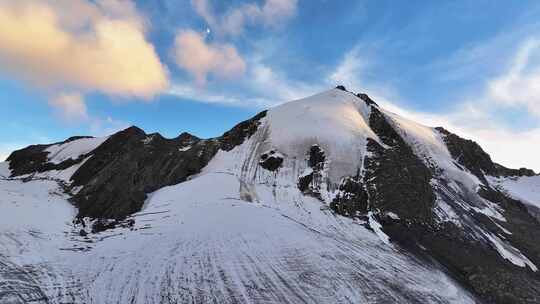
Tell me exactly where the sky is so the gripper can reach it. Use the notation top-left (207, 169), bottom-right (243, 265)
top-left (1, 0), bottom-right (540, 172)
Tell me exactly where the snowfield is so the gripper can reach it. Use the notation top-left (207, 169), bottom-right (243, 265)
top-left (45, 136), bottom-right (108, 164)
top-left (0, 133), bottom-right (477, 304)
top-left (489, 175), bottom-right (540, 210)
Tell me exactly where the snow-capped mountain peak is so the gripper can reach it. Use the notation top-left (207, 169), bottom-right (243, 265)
top-left (1, 87), bottom-right (539, 304)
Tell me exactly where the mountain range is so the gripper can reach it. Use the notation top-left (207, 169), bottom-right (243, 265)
top-left (1, 87), bottom-right (540, 303)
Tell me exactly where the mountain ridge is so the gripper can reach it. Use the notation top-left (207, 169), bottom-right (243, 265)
top-left (2, 87), bottom-right (540, 303)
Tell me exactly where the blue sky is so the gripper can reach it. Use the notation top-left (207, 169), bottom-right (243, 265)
top-left (1, 0), bottom-right (540, 171)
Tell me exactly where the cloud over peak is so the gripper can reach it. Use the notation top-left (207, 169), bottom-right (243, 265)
top-left (173, 30), bottom-right (246, 85)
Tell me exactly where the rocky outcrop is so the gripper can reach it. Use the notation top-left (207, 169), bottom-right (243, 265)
top-left (298, 145), bottom-right (327, 198)
top-left (365, 107), bottom-right (436, 223)
top-left (7, 138), bottom-right (92, 177)
top-left (356, 93), bottom-right (378, 106)
top-left (436, 127), bottom-right (536, 181)
top-left (259, 150), bottom-right (283, 171)
top-left (330, 174), bottom-right (368, 217)
top-left (354, 104), bottom-right (540, 304)
top-left (219, 110), bottom-right (267, 151)
top-left (367, 121), bottom-right (540, 304)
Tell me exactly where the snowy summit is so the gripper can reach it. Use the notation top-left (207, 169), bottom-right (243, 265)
top-left (1, 87), bottom-right (539, 304)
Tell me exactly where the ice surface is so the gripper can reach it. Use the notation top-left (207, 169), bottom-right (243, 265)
top-left (45, 136), bottom-right (108, 164)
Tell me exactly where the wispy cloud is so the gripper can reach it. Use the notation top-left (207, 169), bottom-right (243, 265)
top-left (168, 55), bottom-right (323, 108)
top-left (488, 38), bottom-right (540, 117)
top-left (191, 0), bottom-right (298, 37)
top-left (49, 92), bottom-right (88, 122)
top-left (168, 83), bottom-right (256, 106)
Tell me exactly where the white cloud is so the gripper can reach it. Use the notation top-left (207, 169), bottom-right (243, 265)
top-left (328, 47), bottom-right (365, 89)
top-left (488, 38), bottom-right (540, 117)
top-left (167, 83), bottom-right (244, 105)
top-left (191, 0), bottom-right (297, 36)
top-left (0, 0), bottom-right (169, 98)
top-left (173, 29), bottom-right (246, 85)
top-left (248, 61), bottom-right (321, 102)
top-left (168, 57), bottom-right (321, 107)
top-left (49, 92), bottom-right (88, 122)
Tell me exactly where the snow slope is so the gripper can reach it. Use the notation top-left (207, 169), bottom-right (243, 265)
top-left (0, 176), bottom-right (77, 303)
top-left (266, 89), bottom-right (379, 185)
top-left (0, 167), bottom-right (476, 303)
top-left (489, 175), bottom-right (540, 210)
top-left (45, 136), bottom-right (108, 164)
top-left (0, 161), bottom-right (9, 178)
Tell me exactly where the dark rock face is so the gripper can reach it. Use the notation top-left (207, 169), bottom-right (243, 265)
top-left (7, 144), bottom-right (50, 176)
top-left (356, 93), bottom-right (378, 106)
top-left (307, 144), bottom-right (325, 168)
top-left (298, 145), bottom-right (326, 198)
top-left (436, 127), bottom-right (535, 180)
top-left (354, 106), bottom-right (540, 303)
top-left (220, 110), bottom-right (267, 151)
top-left (70, 111), bottom-right (266, 220)
top-left (7, 140), bottom-right (90, 177)
top-left (360, 121), bottom-right (540, 304)
top-left (364, 107), bottom-right (436, 223)
top-left (68, 126), bottom-right (219, 220)
top-left (259, 150), bottom-right (283, 171)
top-left (335, 85), bottom-right (347, 91)
top-left (330, 174), bottom-right (368, 217)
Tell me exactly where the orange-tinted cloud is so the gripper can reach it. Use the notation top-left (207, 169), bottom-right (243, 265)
top-left (173, 30), bottom-right (246, 85)
top-left (0, 0), bottom-right (169, 98)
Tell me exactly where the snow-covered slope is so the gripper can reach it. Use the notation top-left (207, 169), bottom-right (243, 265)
top-left (0, 163), bottom-right (475, 303)
top-left (1, 87), bottom-right (539, 303)
top-left (45, 136), bottom-right (108, 164)
top-left (489, 175), bottom-right (540, 209)
top-left (266, 89), bottom-right (379, 184)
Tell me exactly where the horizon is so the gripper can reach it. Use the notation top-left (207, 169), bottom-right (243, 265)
top-left (1, 0), bottom-right (540, 171)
